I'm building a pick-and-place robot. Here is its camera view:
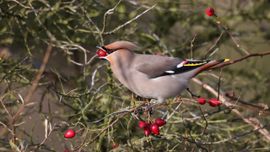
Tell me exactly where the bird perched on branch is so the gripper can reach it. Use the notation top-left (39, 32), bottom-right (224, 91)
top-left (96, 41), bottom-right (229, 104)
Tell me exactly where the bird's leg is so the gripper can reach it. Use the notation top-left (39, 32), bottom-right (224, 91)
top-left (149, 99), bottom-right (163, 109)
top-left (138, 99), bottom-right (158, 115)
top-left (150, 101), bottom-right (169, 118)
top-left (132, 95), bottom-right (150, 116)
top-left (146, 99), bottom-right (169, 115)
top-left (186, 88), bottom-right (200, 98)
top-left (133, 99), bottom-right (153, 116)
top-left (142, 99), bottom-right (154, 115)
top-left (133, 107), bottom-right (144, 116)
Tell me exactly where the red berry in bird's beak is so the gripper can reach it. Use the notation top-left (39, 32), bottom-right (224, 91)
top-left (208, 98), bottom-right (222, 107)
top-left (150, 124), bottom-right (160, 135)
top-left (64, 129), bottom-right (76, 138)
top-left (205, 7), bottom-right (215, 16)
top-left (155, 118), bottom-right (166, 127)
top-left (197, 97), bottom-right (206, 105)
top-left (96, 49), bottom-right (107, 58)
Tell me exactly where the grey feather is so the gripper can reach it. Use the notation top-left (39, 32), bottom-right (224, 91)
top-left (134, 54), bottom-right (182, 78)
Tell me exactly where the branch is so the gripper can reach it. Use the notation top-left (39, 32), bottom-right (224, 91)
top-left (225, 93), bottom-right (270, 115)
top-left (11, 44), bottom-right (53, 124)
top-left (211, 50), bottom-right (270, 69)
top-left (192, 78), bottom-right (270, 142)
top-left (204, 31), bottom-right (225, 58)
top-left (103, 4), bottom-right (156, 35)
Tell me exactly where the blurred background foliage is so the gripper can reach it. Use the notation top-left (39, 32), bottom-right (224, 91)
top-left (1, 0), bottom-right (270, 151)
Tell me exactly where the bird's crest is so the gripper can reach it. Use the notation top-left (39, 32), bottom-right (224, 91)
top-left (104, 41), bottom-right (139, 51)
top-left (96, 41), bottom-right (139, 58)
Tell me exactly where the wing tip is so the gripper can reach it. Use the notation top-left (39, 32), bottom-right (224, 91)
top-left (218, 58), bottom-right (230, 62)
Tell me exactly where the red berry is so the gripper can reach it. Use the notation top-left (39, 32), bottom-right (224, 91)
top-left (96, 49), bottom-right (107, 57)
top-left (208, 98), bottom-right (222, 107)
top-left (155, 118), bottom-right (166, 127)
top-left (144, 128), bottom-right (151, 136)
top-left (63, 149), bottom-right (70, 152)
top-left (112, 143), bottom-right (119, 149)
top-left (64, 129), bottom-right (76, 138)
top-left (197, 97), bottom-right (206, 105)
top-left (205, 7), bottom-right (215, 16)
top-left (150, 124), bottom-right (160, 135)
top-left (138, 121), bottom-right (148, 129)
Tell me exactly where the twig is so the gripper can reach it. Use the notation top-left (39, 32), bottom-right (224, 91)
top-left (0, 121), bottom-right (15, 136)
top-left (215, 19), bottom-right (250, 55)
top-left (205, 125), bottom-right (268, 145)
top-left (204, 31), bottom-right (224, 58)
top-left (190, 34), bottom-right (197, 59)
top-left (88, 103), bottom-right (146, 124)
top-left (81, 8), bottom-right (104, 45)
top-left (38, 120), bottom-right (55, 147)
top-left (103, 4), bottom-right (156, 35)
top-left (211, 50), bottom-right (270, 69)
top-left (167, 124), bottom-right (268, 145)
top-left (166, 98), bottom-right (183, 121)
top-left (80, 118), bottom-right (120, 148)
top-left (9, 0), bottom-right (31, 9)
top-left (101, 0), bottom-right (122, 33)
top-left (225, 93), bottom-right (270, 115)
top-left (227, 31), bottom-right (250, 55)
top-left (217, 69), bottom-right (222, 100)
top-left (199, 107), bottom-right (208, 136)
top-left (11, 44), bottom-right (53, 124)
top-left (0, 95), bottom-right (12, 119)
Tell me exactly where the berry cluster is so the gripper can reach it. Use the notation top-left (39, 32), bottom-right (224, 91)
top-left (197, 97), bottom-right (222, 107)
top-left (138, 118), bottom-right (166, 136)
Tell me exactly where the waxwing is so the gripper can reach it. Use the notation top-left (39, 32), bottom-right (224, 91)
top-left (96, 41), bottom-right (229, 103)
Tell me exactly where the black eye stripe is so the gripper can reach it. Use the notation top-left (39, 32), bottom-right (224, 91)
top-left (101, 46), bottom-right (115, 54)
top-left (101, 46), bottom-right (107, 50)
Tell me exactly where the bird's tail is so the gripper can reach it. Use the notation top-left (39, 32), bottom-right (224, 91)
top-left (192, 58), bottom-right (230, 76)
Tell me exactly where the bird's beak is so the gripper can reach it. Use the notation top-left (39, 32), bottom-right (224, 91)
top-left (96, 46), bottom-right (102, 50)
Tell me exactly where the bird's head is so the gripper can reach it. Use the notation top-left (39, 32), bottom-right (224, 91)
top-left (96, 41), bottom-right (139, 60)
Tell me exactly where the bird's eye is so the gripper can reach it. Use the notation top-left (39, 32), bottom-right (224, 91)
top-left (96, 49), bottom-right (108, 57)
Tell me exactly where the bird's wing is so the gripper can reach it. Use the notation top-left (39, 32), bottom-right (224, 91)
top-left (134, 54), bottom-right (181, 78)
top-left (134, 54), bottom-right (210, 78)
top-left (159, 59), bottom-right (210, 77)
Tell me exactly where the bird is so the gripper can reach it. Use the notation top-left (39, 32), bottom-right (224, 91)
top-left (96, 41), bottom-right (229, 104)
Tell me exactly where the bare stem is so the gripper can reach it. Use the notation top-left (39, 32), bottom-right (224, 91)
top-left (11, 44), bottom-right (53, 124)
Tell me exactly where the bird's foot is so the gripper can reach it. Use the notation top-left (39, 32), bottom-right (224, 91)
top-left (133, 103), bottom-right (154, 116)
top-left (143, 103), bottom-right (154, 115)
top-left (145, 100), bottom-right (164, 113)
top-left (133, 100), bottom-right (165, 116)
